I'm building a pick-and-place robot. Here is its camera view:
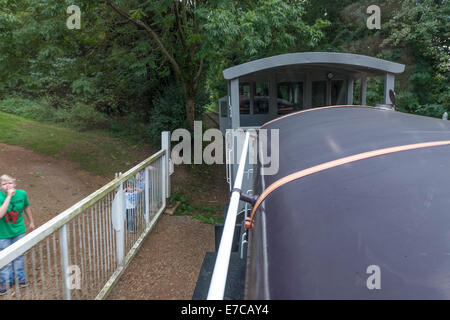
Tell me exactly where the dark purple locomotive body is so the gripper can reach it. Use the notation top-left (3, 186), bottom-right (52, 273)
top-left (245, 106), bottom-right (450, 299)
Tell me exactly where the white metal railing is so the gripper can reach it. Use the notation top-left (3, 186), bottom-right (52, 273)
top-left (207, 131), bottom-right (250, 300)
top-left (225, 130), bottom-right (233, 191)
top-left (0, 132), bottom-right (171, 300)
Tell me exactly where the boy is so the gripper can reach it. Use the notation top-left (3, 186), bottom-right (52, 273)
top-left (0, 175), bottom-right (35, 295)
top-left (124, 181), bottom-right (142, 234)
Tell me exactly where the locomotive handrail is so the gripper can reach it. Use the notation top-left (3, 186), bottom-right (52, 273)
top-left (207, 131), bottom-right (250, 300)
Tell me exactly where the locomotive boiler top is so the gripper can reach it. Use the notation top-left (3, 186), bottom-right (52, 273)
top-left (246, 106), bottom-right (450, 299)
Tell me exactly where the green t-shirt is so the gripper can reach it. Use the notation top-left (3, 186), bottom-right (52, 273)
top-left (0, 189), bottom-right (29, 238)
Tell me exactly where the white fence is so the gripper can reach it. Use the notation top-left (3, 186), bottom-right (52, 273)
top-left (0, 132), bottom-right (171, 300)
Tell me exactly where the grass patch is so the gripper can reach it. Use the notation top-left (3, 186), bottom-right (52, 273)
top-left (0, 111), bottom-right (155, 177)
top-left (0, 97), bottom-right (158, 147)
top-left (0, 97), bottom-right (109, 130)
top-left (170, 189), bottom-right (224, 225)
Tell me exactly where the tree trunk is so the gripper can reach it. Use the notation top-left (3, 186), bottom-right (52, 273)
top-left (184, 84), bottom-right (197, 130)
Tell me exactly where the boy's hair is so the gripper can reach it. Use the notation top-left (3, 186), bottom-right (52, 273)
top-left (0, 175), bottom-right (16, 183)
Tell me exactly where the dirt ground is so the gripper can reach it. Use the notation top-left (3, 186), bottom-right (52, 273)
top-left (0, 142), bottom-right (109, 227)
top-left (0, 141), bottom-right (227, 300)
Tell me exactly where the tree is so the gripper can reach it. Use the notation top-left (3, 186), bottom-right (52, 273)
top-left (198, 0), bottom-right (329, 101)
top-left (100, 0), bottom-right (328, 129)
top-left (382, 0), bottom-right (449, 113)
top-left (102, 0), bottom-right (204, 129)
top-left (302, 0), bottom-right (449, 116)
top-left (0, 0), bottom-right (328, 131)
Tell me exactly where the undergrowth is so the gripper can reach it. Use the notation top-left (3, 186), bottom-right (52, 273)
top-left (170, 189), bottom-right (224, 225)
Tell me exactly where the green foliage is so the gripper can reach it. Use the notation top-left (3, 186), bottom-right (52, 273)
top-left (67, 102), bottom-right (110, 130)
top-left (303, 0), bottom-right (449, 118)
top-left (199, 0), bottom-right (329, 101)
top-left (0, 0), bottom-right (171, 123)
top-left (414, 104), bottom-right (447, 118)
top-left (147, 82), bottom-right (208, 144)
top-left (0, 0), bottom-right (448, 144)
top-left (170, 189), bottom-right (223, 225)
top-left (395, 91), bottom-right (420, 113)
top-left (381, 0), bottom-right (449, 116)
top-left (0, 97), bottom-right (109, 131)
top-left (0, 97), bottom-right (61, 121)
top-left (200, 0), bottom-right (325, 59)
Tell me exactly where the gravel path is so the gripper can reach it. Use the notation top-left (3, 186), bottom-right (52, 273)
top-left (107, 214), bottom-right (215, 300)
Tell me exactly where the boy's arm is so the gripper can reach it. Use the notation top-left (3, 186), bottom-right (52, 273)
top-left (0, 194), bottom-right (12, 219)
top-left (23, 206), bottom-right (35, 231)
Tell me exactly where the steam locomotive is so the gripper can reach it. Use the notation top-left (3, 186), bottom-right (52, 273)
top-left (195, 105), bottom-right (450, 299)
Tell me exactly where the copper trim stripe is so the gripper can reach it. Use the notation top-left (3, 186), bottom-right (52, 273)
top-left (246, 140), bottom-right (450, 229)
top-left (260, 105), bottom-right (370, 129)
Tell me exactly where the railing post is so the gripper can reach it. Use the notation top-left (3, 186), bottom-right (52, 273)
top-left (112, 173), bottom-right (125, 266)
top-left (161, 150), bottom-right (167, 208)
top-left (225, 129), bottom-right (233, 191)
top-left (144, 166), bottom-right (150, 225)
top-left (59, 224), bottom-right (71, 300)
top-left (161, 131), bottom-right (171, 200)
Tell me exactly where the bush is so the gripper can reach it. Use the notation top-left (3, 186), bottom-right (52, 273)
top-left (147, 82), bottom-right (207, 144)
top-left (414, 104), bottom-right (447, 119)
top-left (108, 113), bottom-right (152, 144)
top-left (0, 97), bottom-right (110, 131)
top-left (0, 97), bottom-right (57, 121)
top-left (395, 91), bottom-right (419, 113)
top-left (67, 102), bottom-right (110, 131)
